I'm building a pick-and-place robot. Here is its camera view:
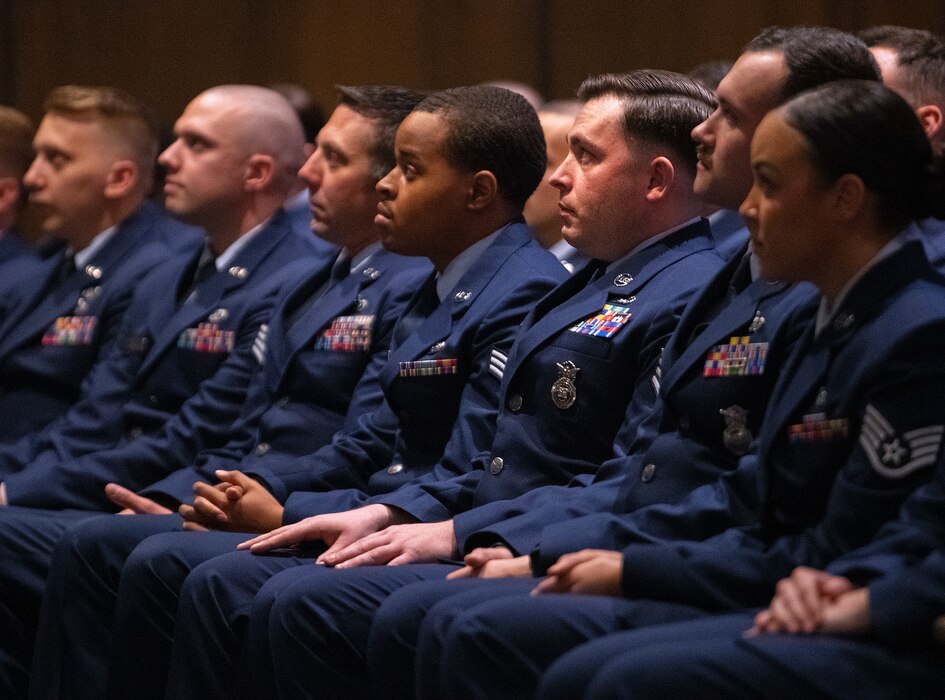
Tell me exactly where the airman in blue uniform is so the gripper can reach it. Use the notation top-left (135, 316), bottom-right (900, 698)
top-left (0, 87), bottom-right (199, 446)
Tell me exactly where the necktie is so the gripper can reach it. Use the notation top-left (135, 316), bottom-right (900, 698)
top-left (180, 246), bottom-right (217, 304)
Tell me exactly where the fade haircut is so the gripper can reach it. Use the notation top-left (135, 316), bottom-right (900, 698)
top-left (577, 70), bottom-right (716, 176)
top-left (745, 27), bottom-right (880, 102)
top-left (412, 85), bottom-right (546, 211)
top-left (0, 107), bottom-right (34, 179)
top-left (43, 85), bottom-right (159, 191)
top-left (858, 25), bottom-right (945, 112)
top-left (336, 85), bottom-right (428, 181)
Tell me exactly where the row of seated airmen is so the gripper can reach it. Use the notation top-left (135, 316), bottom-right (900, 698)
top-left (0, 23), bottom-right (942, 700)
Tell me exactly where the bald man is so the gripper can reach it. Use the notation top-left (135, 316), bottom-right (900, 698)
top-left (0, 85), bottom-right (331, 698)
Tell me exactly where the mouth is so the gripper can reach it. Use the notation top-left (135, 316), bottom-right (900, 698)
top-left (695, 147), bottom-right (711, 170)
top-left (163, 179), bottom-right (182, 193)
top-left (374, 202), bottom-right (393, 226)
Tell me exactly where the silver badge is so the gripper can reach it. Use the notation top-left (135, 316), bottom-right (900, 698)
top-left (356, 296), bottom-right (368, 311)
top-left (454, 290), bottom-right (472, 302)
top-left (84, 265), bottom-right (103, 280)
top-left (429, 341), bottom-right (446, 353)
top-left (749, 310), bottom-right (765, 333)
top-left (363, 267), bottom-right (380, 280)
top-left (551, 360), bottom-right (580, 410)
top-left (208, 308), bottom-right (229, 323)
top-left (228, 266), bottom-right (248, 280)
top-left (815, 386), bottom-right (828, 410)
top-left (720, 405), bottom-right (751, 455)
top-left (614, 273), bottom-right (633, 287)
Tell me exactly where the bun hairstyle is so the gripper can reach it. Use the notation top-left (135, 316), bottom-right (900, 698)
top-left (780, 80), bottom-right (945, 228)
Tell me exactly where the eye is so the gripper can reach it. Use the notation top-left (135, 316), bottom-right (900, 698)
top-left (48, 153), bottom-right (68, 170)
top-left (399, 162), bottom-right (418, 181)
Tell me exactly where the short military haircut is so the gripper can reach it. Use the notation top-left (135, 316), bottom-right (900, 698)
top-left (412, 85), bottom-right (546, 211)
top-left (745, 26), bottom-right (881, 102)
top-left (577, 70), bottom-right (717, 176)
top-left (858, 25), bottom-right (945, 111)
top-left (43, 85), bottom-right (159, 188)
top-left (336, 85), bottom-right (428, 180)
top-left (0, 107), bottom-right (34, 179)
top-left (688, 60), bottom-right (733, 91)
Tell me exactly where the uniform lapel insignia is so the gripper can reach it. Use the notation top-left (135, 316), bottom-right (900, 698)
top-left (860, 404), bottom-right (944, 479)
top-left (748, 309), bottom-right (766, 333)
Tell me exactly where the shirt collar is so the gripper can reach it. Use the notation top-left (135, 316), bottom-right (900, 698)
top-left (73, 225), bottom-right (118, 269)
top-left (214, 216), bottom-right (271, 272)
top-left (605, 216), bottom-right (700, 273)
top-left (815, 235), bottom-right (906, 338)
top-left (435, 229), bottom-right (501, 302)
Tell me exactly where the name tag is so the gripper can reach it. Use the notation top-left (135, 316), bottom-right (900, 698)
top-left (178, 322), bottom-right (234, 353)
top-left (314, 314), bottom-right (374, 352)
top-left (42, 315), bottom-right (97, 346)
top-left (399, 358), bottom-right (458, 377)
top-left (569, 303), bottom-right (632, 338)
top-left (704, 337), bottom-right (768, 376)
top-left (787, 413), bottom-right (849, 443)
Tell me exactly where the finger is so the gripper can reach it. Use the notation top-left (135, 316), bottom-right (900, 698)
top-left (192, 495), bottom-right (228, 523)
top-left (447, 565), bottom-right (477, 580)
top-left (182, 521), bottom-right (209, 532)
top-left (531, 575), bottom-right (563, 595)
top-left (463, 547), bottom-right (512, 567)
top-left (224, 484), bottom-right (245, 501)
top-left (104, 483), bottom-right (137, 509)
top-left (193, 482), bottom-right (229, 508)
top-left (178, 504), bottom-right (196, 521)
top-left (215, 470), bottom-right (254, 488)
top-left (245, 525), bottom-right (304, 553)
top-left (820, 575), bottom-right (854, 599)
top-left (768, 595), bottom-right (802, 634)
top-left (336, 543), bottom-right (401, 569)
top-left (117, 508), bottom-right (134, 516)
top-left (316, 536), bottom-right (358, 565)
top-left (546, 549), bottom-right (598, 576)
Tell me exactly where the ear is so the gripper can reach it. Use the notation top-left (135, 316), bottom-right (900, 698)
top-left (832, 173), bottom-right (866, 222)
top-left (0, 177), bottom-right (20, 206)
top-left (644, 156), bottom-right (675, 202)
top-left (467, 170), bottom-right (498, 211)
top-left (103, 160), bottom-right (139, 199)
top-left (915, 104), bottom-right (944, 144)
top-left (244, 154), bottom-right (276, 193)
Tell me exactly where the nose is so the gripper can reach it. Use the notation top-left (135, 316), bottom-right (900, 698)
top-left (22, 156), bottom-right (43, 191)
top-left (375, 166), bottom-right (397, 199)
top-left (739, 182), bottom-right (759, 221)
top-left (691, 110), bottom-right (715, 145)
top-left (548, 153), bottom-right (573, 194)
top-left (158, 140), bottom-right (181, 171)
top-left (298, 147), bottom-right (322, 189)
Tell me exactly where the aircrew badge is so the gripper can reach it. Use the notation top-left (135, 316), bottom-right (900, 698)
top-left (551, 360), bottom-right (579, 410)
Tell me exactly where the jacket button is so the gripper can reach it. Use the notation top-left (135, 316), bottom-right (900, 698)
top-left (277, 396), bottom-right (289, 408)
top-left (387, 463), bottom-right (404, 475)
top-left (641, 463), bottom-right (656, 482)
top-left (127, 427), bottom-right (143, 439)
top-left (678, 415), bottom-right (690, 431)
top-left (490, 457), bottom-right (504, 475)
top-left (508, 394), bottom-right (523, 412)
top-left (148, 395), bottom-right (160, 406)
top-left (255, 442), bottom-right (270, 456)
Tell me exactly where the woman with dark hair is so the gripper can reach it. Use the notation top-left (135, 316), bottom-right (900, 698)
top-left (417, 80), bottom-right (945, 700)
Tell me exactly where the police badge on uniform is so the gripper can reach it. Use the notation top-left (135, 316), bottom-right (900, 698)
top-left (551, 360), bottom-right (579, 410)
top-left (720, 405), bottom-right (751, 455)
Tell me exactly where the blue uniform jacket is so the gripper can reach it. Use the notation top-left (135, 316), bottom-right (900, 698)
top-left (0, 201), bottom-right (197, 444)
top-left (0, 209), bottom-right (327, 509)
top-left (604, 240), bottom-right (945, 610)
top-left (246, 221), bottom-right (568, 524)
top-left (459, 243), bottom-right (818, 554)
top-left (386, 219), bottom-right (723, 523)
top-left (139, 249), bottom-right (431, 505)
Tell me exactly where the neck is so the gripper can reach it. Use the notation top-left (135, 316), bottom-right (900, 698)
top-left (70, 196), bottom-right (141, 251)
